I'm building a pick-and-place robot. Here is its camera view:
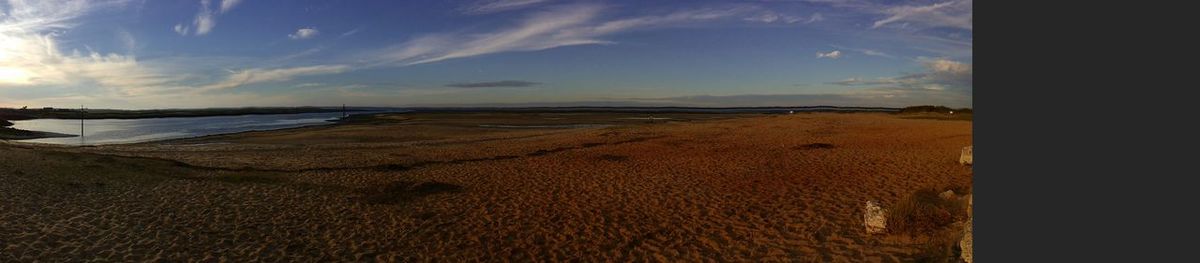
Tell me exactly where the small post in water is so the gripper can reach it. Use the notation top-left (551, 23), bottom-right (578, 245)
top-left (79, 105), bottom-right (85, 146)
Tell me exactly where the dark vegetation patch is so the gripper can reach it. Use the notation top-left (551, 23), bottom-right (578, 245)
top-left (900, 115), bottom-right (973, 121)
top-left (908, 231), bottom-right (965, 263)
top-left (210, 173), bottom-right (285, 184)
top-left (897, 105), bottom-right (973, 121)
top-left (527, 148), bottom-right (570, 157)
top-left (445, 155), bottom-right (520, 164)
top-left (413, 212), bottom-right (438, 220)
top-left (51, 136), bottom-right (666, 176)
top-left (898, 105), bottom-right (971, 114)
top-left (378, 164), bottom-right (414, 171)
top-left (598, 154), bottom-right (629, 162)
top-left (812, 226), bottom-right (832, 242)
top-left (94, 156), bottom-right (118, 163)
top-left (526, 136), bottom-right (665, 157)
top-left (358, 181), bottom-right (464, 205)
top-left (795, 143), bottom-right (836, 150)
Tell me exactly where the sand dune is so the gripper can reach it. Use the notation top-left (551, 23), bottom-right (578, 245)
top-left (2, 112), bottom-right (971, 261)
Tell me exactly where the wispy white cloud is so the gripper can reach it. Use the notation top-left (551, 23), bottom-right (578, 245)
top-left (1, 0), bottom-right (177, 95)
top-left (339, 27), bottom-right (362, 38)
top-left (842, 58), bottom-right (971, 87)
top-left (288, 27), bottom-right (319, 40)
top-left (191, 0), bottom-right (216, 35)
top-left (743, 12), bottom-right (801, 23)
top-left (831, 45), bottom-right (896, 59)
top-left (179, 0), bottom-right (244, 36)
top-left (199, 65), bottom-right (350, 91)
top-left (172, 23), bottom-right (189, 35)
top-left (461, 0), bottom-right (551, 15)
top-left (871, 0), bottom-right (972, 30)
top-left (371, 4), bottom-right (747, 66)
top-left (832, 58), bottom-right (972, 106)
top-left (274, 47), bottom-right (324, 62)
top-left (0, 0), bottom-right (131, 34)
top-left (219, 0), bottom-right (243, 14)
top-left (806, 13), bottom-right (824, 23)
top-left (446, 80), bottom-right (541, 88)
top-left (861, 49), bottom-right (891, 58)
top-left (741, 9), bottom-right (828, 25)
top-left (799, 0), bottom-right (971, 61)
top-left (830, 77), bottom-right (897, 86)
top-left (829, 62), bottom-right (971, 106)
top-left (816, 50), bottom-right (841, 59)
top-left (116, 29), bottom-right (136, 53)
top-left (1, 0), bottom-right (351, 105)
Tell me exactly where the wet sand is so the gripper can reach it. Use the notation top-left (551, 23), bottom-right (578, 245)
top-left (1, 112), bottom-right (972, 261)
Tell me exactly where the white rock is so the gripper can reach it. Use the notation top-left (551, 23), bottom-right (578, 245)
top-left (864, 201), bottom-right (887, 234)
top-left (959, 146), bottom-right (973, 165)
top-left (961, 217), bottom-right (973, 263)
top-left (939, 190), bottom-right (956, 200)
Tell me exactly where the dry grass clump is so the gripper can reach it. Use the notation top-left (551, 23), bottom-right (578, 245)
top-left (890, 185), bottom-right (972, 263)
top-left (888, 188), bottom-right (970, 235)
top-left (892, 183), bottom-right (974, 261)
top-left (909, 231), bottom-right (966, 263)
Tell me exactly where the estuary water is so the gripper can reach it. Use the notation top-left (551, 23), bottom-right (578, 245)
top-left (10, 112), bottom-right (352, 145)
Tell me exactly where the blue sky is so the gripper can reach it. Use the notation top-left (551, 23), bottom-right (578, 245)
top-left (0, 0), bottom-right (972, 109)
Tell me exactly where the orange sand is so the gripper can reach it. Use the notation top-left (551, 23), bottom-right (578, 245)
top-left (1, 112), bottom-right (972, 261)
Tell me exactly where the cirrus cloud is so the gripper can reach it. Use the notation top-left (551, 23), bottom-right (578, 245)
top-left (872, 0), bottom-right (972, 30)
top-left (445, 80), bottom-right (541, 88)
top-left (219, 0), bottom-right (243, 14)
top-left (830, 58), bottom-right (972, 106)
top-left (461, 0), bottom-right (551, 15)
top-left (369, 4), bottom-right (755, 66)
top-left (199, 65), bottom-right (350, 91)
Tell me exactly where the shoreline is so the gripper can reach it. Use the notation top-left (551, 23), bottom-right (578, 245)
top-left (0, 107), bottom-right (363, 121)
top-left (1, 108), bottom-right (968, 145)
top-left (0, 111), bottom-right (389, 144)
top-left (0, 127), bottom-right (78, 141)
top-left (2, 111), bottom-right (406, 145)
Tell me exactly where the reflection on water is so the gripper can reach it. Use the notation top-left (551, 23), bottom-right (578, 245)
top-left (9, 112), bottom-right (351, 145)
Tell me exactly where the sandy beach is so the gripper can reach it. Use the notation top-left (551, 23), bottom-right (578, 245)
top-left (1, 112), bottom-right (972, 262)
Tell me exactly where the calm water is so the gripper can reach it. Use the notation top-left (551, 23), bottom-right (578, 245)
top-left (10, 112), bottom-right (356, 145)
